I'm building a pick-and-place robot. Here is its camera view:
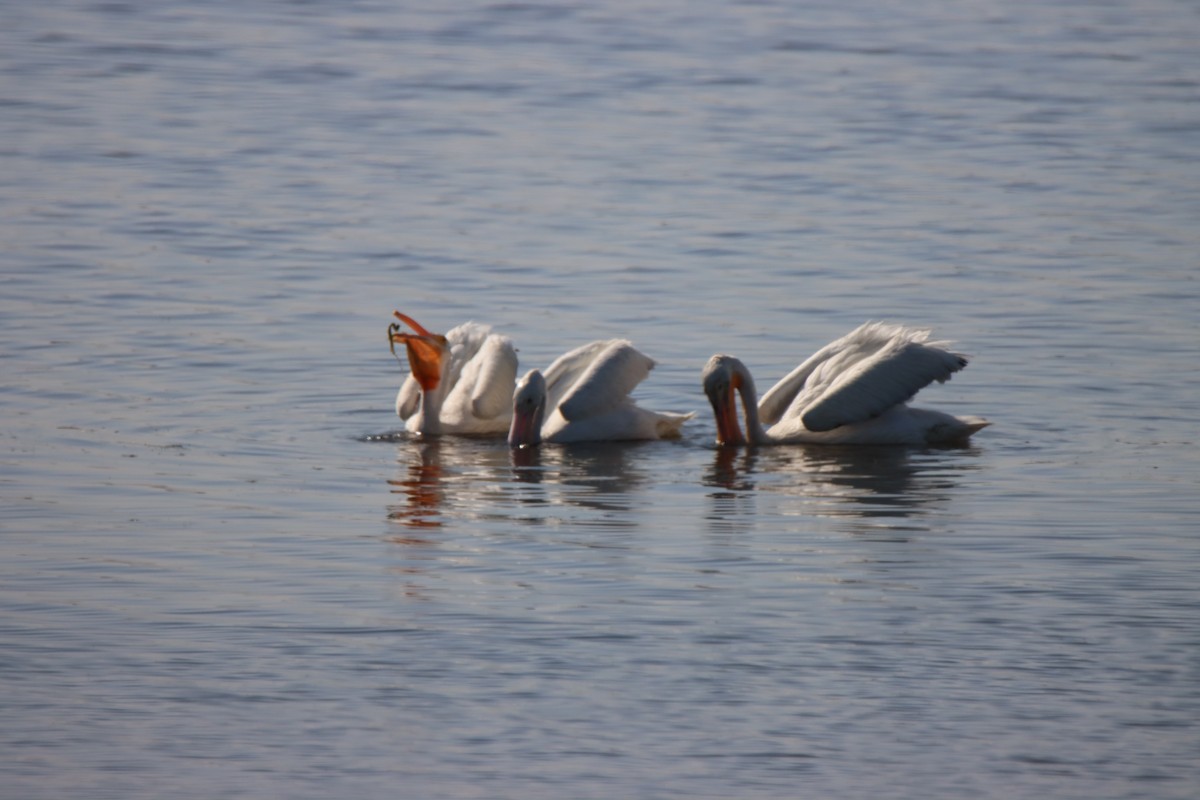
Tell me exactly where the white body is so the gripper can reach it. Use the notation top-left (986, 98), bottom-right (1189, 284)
top-left (394, 320), bottom-right (518, 436)
top-left (702, 322), bottom-right (989, 446)
top-left (508, 340), bottom-right (693, 446)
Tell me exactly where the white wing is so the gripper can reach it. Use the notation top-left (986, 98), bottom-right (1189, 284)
top-left (757, 324), bottom-right (884, 426)
top-left (540, 340), bottom-right (617, 411)
top-left (396, 376), bottom-right (420, 419)
top-left (556, 340), bottom-right (655, 422)
top-left (442, 321), bottom-right (494, 389)
top-left (467, 335), bottom-right (518, 419)
top-left (440, 331), bottom-right (518, 420)
top-left (796, 324), bottom-right (968, 432)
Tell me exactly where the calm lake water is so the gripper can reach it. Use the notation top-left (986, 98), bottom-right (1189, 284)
top-left (3, 1), bottom-right (1199, 798)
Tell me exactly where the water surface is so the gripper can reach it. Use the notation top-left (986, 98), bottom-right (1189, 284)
top-left (2, 1), bottom-right (1199, 798)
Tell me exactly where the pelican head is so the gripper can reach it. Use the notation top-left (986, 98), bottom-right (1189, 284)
top-left (508, 369), bottom-right (548, 448)
top-left (702, 354), bottom-right (756, 446)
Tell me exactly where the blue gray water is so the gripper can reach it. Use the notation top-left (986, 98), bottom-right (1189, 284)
top-left (3, 1), bottom-right (1199, 798)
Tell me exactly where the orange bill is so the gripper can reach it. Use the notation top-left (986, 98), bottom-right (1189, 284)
top-left (388, 311), bottom-right (448, 392)
top-left (392, 310), bottom-right (435, 338)
top-left (390, 333), bottom-right (444, 392)
top-left (711, 376), bottom-right (746, 446)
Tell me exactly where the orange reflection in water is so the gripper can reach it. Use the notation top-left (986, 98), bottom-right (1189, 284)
top-left (386, 440), bottom-right (445, 531)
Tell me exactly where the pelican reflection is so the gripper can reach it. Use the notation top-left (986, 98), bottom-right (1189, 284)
top-left (385, 437), bottom-right (515, 531)
top-left (386, 439), bottom-right (447, 531)
top-left (385, 436), bottom-right (653, 533)
top-left (507, 441), bottom-right (649, 520)
top-left (704, 444), bottom-right (982, 535)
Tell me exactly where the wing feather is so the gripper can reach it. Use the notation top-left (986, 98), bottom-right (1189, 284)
top-left (396, 376), bottom-right (420, 419)
top-left (442, 321), bottom-right (492, 389)
top-left (468, 336), bottom-right (519, 419)
top-left (799, 337), bottom-right (968, 432)
top-left (540, 340), bottom-right (615, 410)
top-left (757, 324), bottom-right (880, 426)
top-left (557, 340), bottom-right (655, 422)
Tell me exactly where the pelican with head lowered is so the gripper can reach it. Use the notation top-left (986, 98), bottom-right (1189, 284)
top-left (702, 322), bottom-right (989, 446)
top-left (388, 311), bottom-right (518, 436)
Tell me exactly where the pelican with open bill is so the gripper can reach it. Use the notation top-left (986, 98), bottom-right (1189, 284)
top-left (388, 311), bottom-right (518, 437)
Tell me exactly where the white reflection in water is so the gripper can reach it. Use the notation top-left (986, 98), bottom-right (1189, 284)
top-left (383, 436), bottom-right (652, 533)
top-left (507, 442), bottom-right (648, 518)
top-left (385, 438), bottom-right (509, 531)
top-left (704, 444), bottom-right (983, 539)
top-left (382, 432), bottom-right (985, 546)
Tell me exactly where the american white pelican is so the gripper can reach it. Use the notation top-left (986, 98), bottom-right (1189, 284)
top-left (389, 311), bottom-right (518, 436)
top-left (507, 339), bottom-right (693, 447)
top-left (702, 322), bottom-right (989, 446)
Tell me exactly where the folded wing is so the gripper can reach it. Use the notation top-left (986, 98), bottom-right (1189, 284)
top-left (799, 335), bottom-right (968, 432)
top-left (557, 340), bottom-right (655, 422)
top-left (540, 340), bottom-right (618, 411)
top-left (467, 335), bottom-right (519, 419)
top-left (758, 322), bottom-right (968, 432)
top-left (396, 376), bottom-right (421, 419)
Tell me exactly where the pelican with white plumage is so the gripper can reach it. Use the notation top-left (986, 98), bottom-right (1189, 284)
top-left (389, 311), bottom-right (518, 436)
top-left (702, 322), bottom-right (989, 446)
top-left (507, 339), bottom-right (693, 447)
